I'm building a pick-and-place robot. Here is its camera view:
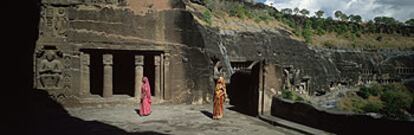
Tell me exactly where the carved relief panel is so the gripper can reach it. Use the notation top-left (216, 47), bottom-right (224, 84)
top-left (62, 53), bottom-right (72, 91)
top-left (40, 6), bottom-right (68, 38)
top-left (35, 46), bottom-right (65, 89)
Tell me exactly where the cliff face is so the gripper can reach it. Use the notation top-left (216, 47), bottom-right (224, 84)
top-left (199, 24), bottom-right (414, 93)
top-left (34, 0), bottom-right (414, 105)
top-left (35, 0), bottom-right (214, 104)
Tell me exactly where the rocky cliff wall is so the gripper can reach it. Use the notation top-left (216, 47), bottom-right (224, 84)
top-left (198, 26), bottom-right (414, 94)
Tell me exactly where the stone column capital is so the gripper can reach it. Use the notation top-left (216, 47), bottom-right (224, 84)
top-left (135, 55), bottom-right (144, 66)
top-left (81, 53), bottom-right (90, 65)
top-left (164, 53), bottom-right (170, 66)
top-left (154, 55), bottom-right (161, 66)
top-left (103, 54), bottom-right (113, 65)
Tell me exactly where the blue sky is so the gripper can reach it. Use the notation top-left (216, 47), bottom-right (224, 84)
top-left (256, 0), bottom-right (413, 22)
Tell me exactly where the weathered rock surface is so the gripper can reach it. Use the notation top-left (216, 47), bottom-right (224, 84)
top-left (33, 0), bottom-right (414, 106)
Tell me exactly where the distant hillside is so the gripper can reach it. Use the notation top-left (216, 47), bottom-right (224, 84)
top-left (185, 0), bottom-right (414, 49)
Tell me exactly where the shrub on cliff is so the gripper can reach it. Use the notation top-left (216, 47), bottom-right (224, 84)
top-left (363, 96), bottom-right (384, 113)
top-left (380, 84), bottom-right (413, 120)
top-left (357, 84), bottom-right (382, 99)
top-left (202, 9), bottom-right (212, 25)
top-left (340, 83), bottom-right (413, 120)
top-left (229, 4), bottom-right (252, 19)
top-left (281, 90), bottom-right (304, 102)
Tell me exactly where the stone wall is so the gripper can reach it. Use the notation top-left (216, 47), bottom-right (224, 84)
top-left (270, 97), bottom-right (414, 134)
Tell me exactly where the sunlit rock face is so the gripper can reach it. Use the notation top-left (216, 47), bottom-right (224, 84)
top-left (34, 0), bottom-right (413, 106)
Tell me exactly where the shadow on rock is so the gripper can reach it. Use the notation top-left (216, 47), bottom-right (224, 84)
top-left (27, 89), bottom-right (168, 135)
top-left (200, 110), bottom-right (213, 119)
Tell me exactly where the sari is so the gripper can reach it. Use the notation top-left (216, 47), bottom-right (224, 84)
top-left (213, 77), bottom-right (227, 120)
top-left (140, 77), bottom-right (152, 116)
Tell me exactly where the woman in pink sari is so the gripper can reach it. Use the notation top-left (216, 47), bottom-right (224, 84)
top-left (140, 77), bottom-right (152, 116)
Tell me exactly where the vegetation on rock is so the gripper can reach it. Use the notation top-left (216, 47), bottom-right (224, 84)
top-left (189, 0), bottom-right (414, 49)
top-left (337, 83), bottom-right (414, 120)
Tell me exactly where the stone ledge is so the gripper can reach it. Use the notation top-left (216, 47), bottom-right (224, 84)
top-left (259, 114), bottom-right (332, 135)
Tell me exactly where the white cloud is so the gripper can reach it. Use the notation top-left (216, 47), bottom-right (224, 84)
top-left (262, 0), bottom-right (414, 21)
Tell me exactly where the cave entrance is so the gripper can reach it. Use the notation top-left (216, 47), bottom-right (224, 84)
top-left (227, 61), bottom-right (261, 116)
top-left (112, 51), bottom-right (135, 97)
top-left (143, 54), bottom-right (155, 96)
top-left (80, 49), bottom-right (167, 100)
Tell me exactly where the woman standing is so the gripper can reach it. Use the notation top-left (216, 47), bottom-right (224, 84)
top-left (213, 77), bottom-right (227, 120)
top-left (140, 77), bottom-right (152, 116)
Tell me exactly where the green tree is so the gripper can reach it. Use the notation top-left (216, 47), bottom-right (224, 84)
top-left (374, 16), bottom-right (399, 25)
top-left (334, 10), bottom-right (343, 20)
top-left (294, 7), bottom-right (300, 15)
top-left (303, 19), bottom-right (313, 44)
top-left (340, 13), bottom-right (349, 22)
top-left (349, 14), bottom-right (362, 23)
top-left (405, 18), bottom-right (414, 26)
top-left (315, 10), bottom-right (324, 18)
top-left (300, 9), bottom-right (310, 16)
top-left (281, 8), bottom-right (292, 15)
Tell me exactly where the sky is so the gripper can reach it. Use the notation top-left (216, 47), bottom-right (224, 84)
top-left (256, 0), bottom-right (414, 22)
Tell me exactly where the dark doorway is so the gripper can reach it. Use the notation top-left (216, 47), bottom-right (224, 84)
top-left (87, 51), bottom-right (103, 96)
top-left (227, 63), bottom-right (261, 116)
top-left (113, 51), bottom-right (135, 97)
top-left (143, 54), bottom-right (156, 96)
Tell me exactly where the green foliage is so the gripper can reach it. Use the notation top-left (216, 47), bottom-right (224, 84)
top-left (349, 14), bottom-right (362, 23)
top-left (281, 90), bottom-right (293, 99)
top-left (315, 10), bottom-right (324, 18)
top-left (380, 84), bottom-right (413, 120)
top-left (281, 8), bottom-right (292, 15)
top-left (363, 96), bottom-right (384, 112)
top-left (252, 9), bottom-right (273, 23)
top-left (229, 4), bottom-right (252, 19)
top-left (337, 95), bottom-right (366, 113)
top-left (374, 16), bottom-right (399, 25)
top-left (202, 0), bottom-right (214, 10)
top-left (334, 10), bottom-right (343, 20)
top-left (202, 9), bottom-right (212, 25)
top-left (405, 18), bottom-right (414, 26)
top-left (303, 19), bottom-right (313, 44)
top-left (281, 90), bottom-right (304, 102)
top-left (198, 0), bottom-right (412, 47)
top-left (357, 84), bottom-right (382, 99)
top-left (300, 9), bottom-right (310, 16)
top-left (341, 83), bottom-right (413, 120)
top-left (293, 7), bottom-right (299, 15)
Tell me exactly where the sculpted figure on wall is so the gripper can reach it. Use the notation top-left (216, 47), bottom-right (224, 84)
top-left (55, 8), bottom-right (68, 37)
top-left (37, 49), bottom-right (64, 89)
top-left (40, 7), bottom-right (68, 37)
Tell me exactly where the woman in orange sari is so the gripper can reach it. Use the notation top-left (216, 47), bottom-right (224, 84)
top-left (213, 77), bottom-right (227, 120)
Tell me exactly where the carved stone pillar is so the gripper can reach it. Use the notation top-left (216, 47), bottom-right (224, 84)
top-left (154, 55), bottom-right (161, 97)
top-left (160, 53), bottom-right (164, 99)
top-left (103, 54), bottom-right (113, 98)
top-left (80, 52), bottom-right (90, 96)
top-left (135, 55), bottom-right (144, 98)
top-left (163, 53), bottom-right (170, 100)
